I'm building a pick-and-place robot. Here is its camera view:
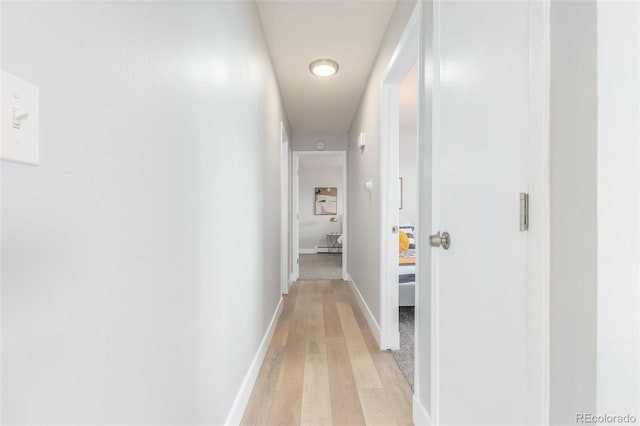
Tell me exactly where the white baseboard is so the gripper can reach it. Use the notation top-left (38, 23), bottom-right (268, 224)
top-left (413, 395), bottom-right (431, 425)
top-left (346, 275), bottom-right (381, 346)
top-left (315, 247), bottom-right (342, 254)
top-left (299, 248), bottom-right (316, 254)
top-left (224, 297), bottom-right (284, 426)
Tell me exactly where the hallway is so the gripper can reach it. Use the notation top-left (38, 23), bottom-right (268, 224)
top-left (2, 1), bottom-right (639, 424)
top-left (241, 281), bottom-right (412, 426)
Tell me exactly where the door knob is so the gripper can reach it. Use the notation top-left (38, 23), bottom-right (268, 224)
top-left (429, 231), bottom-right (451, 249)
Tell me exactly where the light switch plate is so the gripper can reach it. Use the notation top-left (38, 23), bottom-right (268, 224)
top-left (1, 71), bottom-right (39, 165)
top-left (358, 132), bottom-right (366, 150)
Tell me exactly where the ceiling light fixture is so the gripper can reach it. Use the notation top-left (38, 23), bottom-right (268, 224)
top-left (309, 58), bottom-right (339, 77)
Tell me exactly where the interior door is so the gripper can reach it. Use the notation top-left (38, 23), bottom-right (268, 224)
top-left (430, 1), bottom-right (541, 424)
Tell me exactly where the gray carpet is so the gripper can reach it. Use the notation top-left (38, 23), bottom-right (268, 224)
top-left (392, 307), bottom-right (415, 390)
top-left (298, 254), bottom-right (343, 280)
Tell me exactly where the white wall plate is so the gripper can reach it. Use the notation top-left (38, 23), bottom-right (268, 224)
top-left (1, 71), bottom-right (40, 165)
top-left (358, 132), bottom-right (366, 150)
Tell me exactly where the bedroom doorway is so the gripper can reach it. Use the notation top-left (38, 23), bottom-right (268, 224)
top-left (291, 151), bottom-right (348, 282)
top-left (394, 60), bottom-right (418, 390)
top-left (379, 3), bottom-right (419, 391)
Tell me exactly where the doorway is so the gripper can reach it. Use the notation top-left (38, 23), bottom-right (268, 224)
top-left (291, 151), bottom-right (348, 282)
top-left (378, 4), bottom-right (420, 401)
top-left (379, 3), bottom-right (419, 354)
top-left (391, 60), bottom-right (419, 390)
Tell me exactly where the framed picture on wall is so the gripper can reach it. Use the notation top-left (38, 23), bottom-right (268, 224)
top-left (315, 187), bottom-right (337, 215)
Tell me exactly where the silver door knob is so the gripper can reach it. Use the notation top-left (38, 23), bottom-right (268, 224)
top-left (429, 231), bottom-right (451, 249)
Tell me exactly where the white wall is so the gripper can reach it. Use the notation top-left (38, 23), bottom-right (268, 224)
top-left (0, 2), bottom-right (289, 425)
top-left (298, 155), bottom-right (343, 251)
top-left (399, 62), bottom-right (418, 226)
top-left (550, 4), bottom-right (640, 421)
top-left (596, 1), bottom-right (640, 417)
top-left (550, 1), bottom-right (598, 423)
top-left (292, 130), bottom-right (348, 151)
top-left (347, 0), bottom-right (416, 327)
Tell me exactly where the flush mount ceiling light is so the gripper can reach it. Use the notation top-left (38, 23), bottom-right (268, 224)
top-left (309, 58), bottom-right (339, 77)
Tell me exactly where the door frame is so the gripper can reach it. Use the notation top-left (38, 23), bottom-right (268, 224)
top-left (379, 4), bottom-right (419, 351)
top-left (423, 0), bottom-right (551, 424)
top-left (523, 1), bottom-right (551, 423)
top-left (280, 123), bottom-right (290, 294)
top-left (291, 150), bottom-right (348, 282)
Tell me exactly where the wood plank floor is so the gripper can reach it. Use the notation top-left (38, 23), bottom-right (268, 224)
top-left (241, 280), bottom-right (413, 426)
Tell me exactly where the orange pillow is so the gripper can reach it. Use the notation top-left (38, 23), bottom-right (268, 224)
top-left (399, 231), bottom-right (409, 253)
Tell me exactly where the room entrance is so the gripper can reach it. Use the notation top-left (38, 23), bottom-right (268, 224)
top-left (291, 151), bottom-right (348, 282)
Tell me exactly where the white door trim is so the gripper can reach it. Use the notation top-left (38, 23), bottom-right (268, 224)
top-left (291, 150), bottom-right (348, 282)
top-left (525, 1), bottom-right (551, 423)
top-left (379, 3), bottom-right (419, 351)
top-left (428, 2), bottom-right (442, 420)
top-left (417, 1), bottom-right (435, 421)
top-left (280, 123), bottom-right (290, 294)
top-left (291, 154), bottom-right (300, 281)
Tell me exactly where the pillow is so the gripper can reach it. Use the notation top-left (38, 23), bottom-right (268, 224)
top-left (399, 231), bottom-right (409, 253)
top-left (402, 228), bottom-right (415, 250)
top-left (399, 225), bottom-right (414, 232)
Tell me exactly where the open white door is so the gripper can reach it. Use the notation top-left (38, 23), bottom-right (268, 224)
top-left (427, 1), bottom-right (548, 424)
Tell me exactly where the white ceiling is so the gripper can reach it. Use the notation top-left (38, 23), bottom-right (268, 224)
top-left (256, 0), bottom-right (397, 132)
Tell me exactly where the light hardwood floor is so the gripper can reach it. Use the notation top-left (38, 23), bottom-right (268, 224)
top-left (241, 280), bottom-right (413, 426)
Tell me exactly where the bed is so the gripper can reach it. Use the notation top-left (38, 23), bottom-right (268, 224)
top-left (399, 226), bottom-right (416, 307)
